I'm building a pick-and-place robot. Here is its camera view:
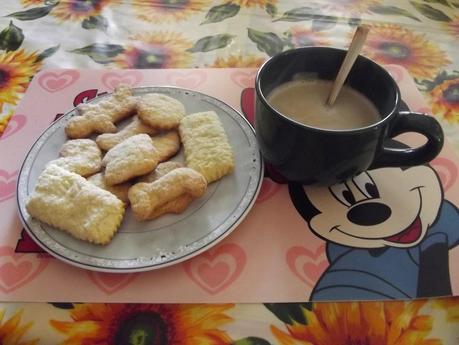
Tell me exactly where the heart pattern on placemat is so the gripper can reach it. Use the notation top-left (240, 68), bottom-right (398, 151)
top-left (431, 156), bottom-right (458, 192)
top-left (38, 70), bottom-right (80, 93)
top-left (166, 71), bottom-right (207, 89)
top-left (231, 70), bottom-right (257, 88)
top-left (87, 272), bottom-right (138, 294)
top-left (256, 178), bottom-right (282, 203)
top-left (183, 243), bottom-right (246, 294)
top-left (287, 244), bottom-right (327, 287)
top-left (0, 114), bottom-right (27, 141)
top-left (0, 246), bottom-right (49, 293)
top-left (0, 170), bottom-right (17, 203)
top-left (101, 71), bottom-right (143, 90)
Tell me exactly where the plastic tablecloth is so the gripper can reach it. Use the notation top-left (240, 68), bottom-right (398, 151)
top-left (1, 0), bottom-right (459, 344)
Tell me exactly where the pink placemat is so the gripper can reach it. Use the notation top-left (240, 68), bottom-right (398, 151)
top-left (1, 66), bottom-right (459, 303)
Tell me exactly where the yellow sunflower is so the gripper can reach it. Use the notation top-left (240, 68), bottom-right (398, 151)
top-left (50, 303), bottom-right (234, 345)
top-left (0, 49), bottom-right (42, 110)
top-left (362, 24), bottom-right (451, 80)
top-left (132, 0), bottom-right (211, 23)
top-left (287, 26), bottom-right (329, 48)
top-left (51, 0), bottom-right (120, 22)
top-left (271, 301), bottom-right (441, 345)
top-left (430, 78), bottom-right (459, 123)
top-left (211, 54), bottom-right (266, 67)
top-left (0, 109), bottom-right (14, 135)
top-left (20, 0), bottom-right (43, 6)
top-left (113, 32), bottom-right (193, 69)
top-left (433, 297), bottom-right (459, 323)
top-left (231, 0), bottom-right (276, 9)
top-left (0, 309), bottom-right (38, 345)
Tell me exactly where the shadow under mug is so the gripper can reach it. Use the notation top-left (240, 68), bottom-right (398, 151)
top-left (255, 47), bottom-right (444, 185)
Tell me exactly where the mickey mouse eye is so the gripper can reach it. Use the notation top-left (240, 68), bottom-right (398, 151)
top-left (330, 183), bottom-right (356, 207)
top-left (353, 172), bottom-right (379, 199)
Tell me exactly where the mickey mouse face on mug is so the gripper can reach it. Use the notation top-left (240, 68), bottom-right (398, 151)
top-left (291, 166), bottom-right (443, 248)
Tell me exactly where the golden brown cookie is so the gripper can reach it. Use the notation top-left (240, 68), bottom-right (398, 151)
top-left (128, 167), bottom-right (207, 221)
top-left (65, 85), bottom-right (137, 138)
top-left (26, 165), bottom-right (124, 245)
top-left (103, 134), bottom-right (159, 186)
top-left (48, 139), bottom-right (102, 177)
top-left (96, 116), bottom-right (159, 151)
top-left (138, 161), bottom-right (184, 183)
top-left (179, 111), bottom-right (234, 183)
top-left (137, 93), bottom-right (185, 130)
top-left (151, 131), bottom-right (181, 162)
top-left (87, 172), bottom-right (130, 204)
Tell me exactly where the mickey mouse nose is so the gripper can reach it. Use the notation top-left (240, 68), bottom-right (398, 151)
top-left (347, 202), bottom-right (392, 226)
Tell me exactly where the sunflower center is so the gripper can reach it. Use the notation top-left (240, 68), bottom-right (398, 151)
top-left (159, 0), bottom-right (189, 9)
top-left (443, 83), bottom-right (459, 103)
top-left (70, 0), bottom-right (100, 13)
top-left (379, 42), bottom-right (411, 60)
top-left (134, 47), bottom-right (169, 69)
top-left (114, 312), bottom-right (168, 345)
top-left (0, 68), bottom-right (10, 88)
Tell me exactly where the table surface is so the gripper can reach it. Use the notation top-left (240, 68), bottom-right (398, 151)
top-left (1, 0), bottom-right (459, 344)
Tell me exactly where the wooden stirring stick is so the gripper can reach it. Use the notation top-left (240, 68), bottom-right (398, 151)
top-left (326, 25), bottom-right (370, 107)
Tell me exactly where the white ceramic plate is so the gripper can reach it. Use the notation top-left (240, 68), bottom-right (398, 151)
top-left (16, 87), bottom-right (263, 272)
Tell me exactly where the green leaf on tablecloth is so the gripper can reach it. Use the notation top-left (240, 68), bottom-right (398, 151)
top-left (368, 5), bottom-right (421, 21)
top-left (201, 3), bottom-right (240, 24)
top-left (70, 44), bottom-right (124, 64)
top-left (451, 0), bottom-right (459, 7)
top-left (36, 44), bottom-right (59, 62)
top-left (44, 0), bottom-right (59, 4)
top-left (0, 21), bottom-right (24, 51)
top-left (423, 0), bottom-right (451, 7)
top-left (348, 17), bottom-right (362, 27)
top-left (5, 3), bottom-right (56, 21)
top-left (415, 70), bottom-right (459, 91)
top-left (273, 7), bottom-right (317, 22)
top-left (187, 34), bottom-right (235, 52)
top-left (248, 28), bottom-right (284, 56)
top-left (312, 16), bottom-right (338, 31)
top-left (50, 303), bottom-right (74, 309)
top-left (82, 15), bottom-right (108, 31)
top-left (264, 303), bottom-right (312, 325)
top-left (233, 337), bottom-right (272, 345)
top-left (265, 3), bottom-right (277, 18)
top-left (410, 1), bottom-right (451, 21)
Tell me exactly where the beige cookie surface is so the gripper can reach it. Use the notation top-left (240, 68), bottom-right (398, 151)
top-left (128, 167), bottom-right (207, 221)
top-left (48, 139), bottom-right (102, 177)
top-left (103, 134), bottom-right (159, 185)
top-left (151, 131), bottom-right (181, 162)
top-left (137, 93), bottom-right (185, 130)
top-left (138, 161), bottom-right (184, 183)
top-left (96, 116), bottom-right (159, 151)
top-left (87, 172), bottom-right (130, 204)
top-left (26, 165), bottom-right (124, 245)
top-left (179, 111), bottom-right (235, 183)
top-left (65, 85), bottom-right (137, 138)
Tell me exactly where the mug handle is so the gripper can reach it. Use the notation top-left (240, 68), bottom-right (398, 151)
top-left (372, 111), bottom-right (444, 168)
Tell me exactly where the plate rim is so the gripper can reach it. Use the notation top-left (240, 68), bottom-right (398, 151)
top-left (16, 85), bottom-right (263, 273)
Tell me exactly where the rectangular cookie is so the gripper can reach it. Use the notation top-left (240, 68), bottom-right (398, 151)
top-left (178, 111), bottom-right (234, 183)
top-left (26, 165), bottom-right (125, 245)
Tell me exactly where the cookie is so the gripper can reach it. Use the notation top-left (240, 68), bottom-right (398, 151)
top-left (96, 116), bottom-right (159, 151)
top-left (48, 139), bottom-right (102, 177)
top-left (138, 161), bottom-right (184, 183)
top-left (128, 167), bottom-right (207, 221)
top-left (26, 165), bottom-right (125, 245)
top-left (151, 131), bottom-right (181, 162)
top-left (87, 172), bottom-right (130, 204)
top-left (65, 85), bottom-right (137, 139)
top-left (137, 93), bottom-right (185, 130)
top-left (178, 111), bottom-right (234, 183)
top-left (103, 134), bottom-right (159, 185)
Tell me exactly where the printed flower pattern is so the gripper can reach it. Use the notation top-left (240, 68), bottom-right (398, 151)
top-left (430, 78), bottom-right (459, 123)
top-left (51, 0), bottom-right (120, 22)
top-left (133, 0), bottom-right (211, 23)
top-left (0, 309), bottom-right (38, 345)
top-left (211, 54), bottom-right (266, 67)
top-left (286, 26), bottom-right (329, 48)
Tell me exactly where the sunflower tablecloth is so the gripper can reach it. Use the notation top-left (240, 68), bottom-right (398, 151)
top-left (1, 0), bottom-right (459, 344)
